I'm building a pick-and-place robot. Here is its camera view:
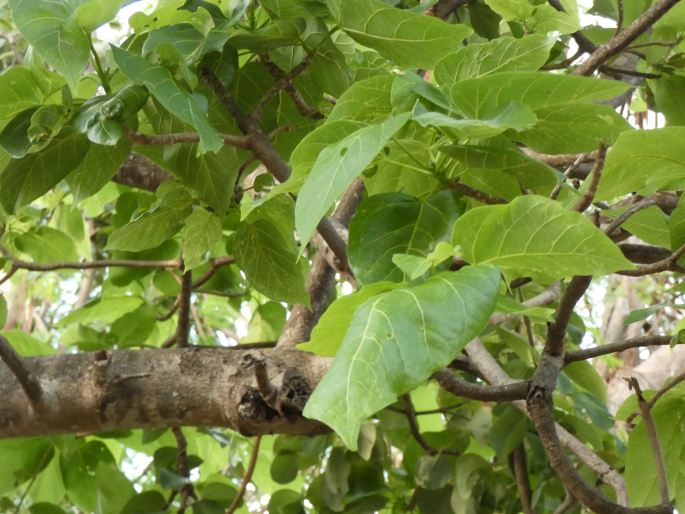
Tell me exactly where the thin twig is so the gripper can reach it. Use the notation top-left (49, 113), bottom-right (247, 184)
top-left (127, 130), bottom-right (251, 149)
top-left (0, 335), bottom-right (43, 406)
top-left (565, 335), bottom-right (673, 363)
top-left (545, 276), bottom-right (592, 357)
top-left (627, 378), bottom-right (670, 505)
top-left (573, 144), bottom-right (607, 212)
top-left (448, 182), bottom-right (507, 204)
top-left (226, 435), bottom-right (262, 514)
top-left (191, 256), bottom-right (236, 289)
top-left (172, 427), bottom-right (195, 514)
top-left (510, 444), bottom-right (534, 514)
top-left (573, 0), bottom-right (682, 76)
top-left (550, 152), bottom-right (590, 200)
top-left (259, 54), bottom-right (324, 120)
top-left (615, 0), bottom-right (625, 35)
top-left (626, 371), bottom-right (685, 425)
top-left (401, 394), bottom-right (459, 455)
top-left (175, 269), bottom-right (192, 348)
top-left (604, 198), bottom-right (658, 237)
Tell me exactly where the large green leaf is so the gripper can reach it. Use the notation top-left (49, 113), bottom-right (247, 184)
top-left (348, 191), bottom-right (465, 284)
top-left (180, 208), bottom-right (223, 270)
top-left (434, 34), bottom-right (554, 85)
top-left (9, 0), bottom-right (90, 92)
top-left (304, 265), bottom-right (500, 449)
top-left (111, 46), bottom-right (223, 155)
top-left (484, 0), bottom-right (579, 33)
top-left (0, 129), bottom-right (89, 213)
top-left (413, 101), bottom-right (537, 140)
top-left (596, 127), bottom-right (685, 201)
top-left (449, 72), bottom-right (629, 118)
top-left (14, 227), bottom-right (78, 264)
top-left (325, 0), bottom-right (472, 69)
top-left (514, 104), bottom-right (632, 154)
top-left (0, 68), bottom-right (47, 122)
top-left (66, 139), bottom-right (131, 203)
top-left (234, 218), bottom-right (309, 305)
top-left (295, 113), bottom-right (410, 247)
top-left (297, 282), bottom-right (400, 357)
top-left (58, 296), bottom-right (145, 326)
top-left (452, 195), bottom-right (635, 281)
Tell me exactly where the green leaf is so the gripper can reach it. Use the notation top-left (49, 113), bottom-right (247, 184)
top-left (66, 139), bottom-right (132, 203)
top-left (655, 74), bottom-right (685, 126)
top-left (0, 129), bottom-right (89, 213)
top-left (74, 0), bottom-right (127, 29)
top-left (605, 205), bottom-right (671, 248)
top-left (1, 329), bottom-right (54, 356)
top-left (142, 23), bottom-right (206, 61)
top-left (121, 491), bottom-right (168, 514)
top-left (449, 72), bottom-right (629, 118)
top-left (412, 101), bottom-right (537, 140)
top-left (348, 191), bottom-right (465, 284)
top-left (297, 282), bottom-right (401, 356)
top-left (624, 305), bottom-right (667, 325)
top-left (9, 0), bottom-right (90, 92)
top-left (111, 46), bottom-right (223, 155)
top-left (106, 195), bottom-right (193, 252)
top-left (234, 218), bottom-right (309, 305)
top-left (328, 75), bottom-right (394, 123)
top-left (434, 34), bottom-right (554, 85)
top-left (626, 394), bottom-right (685, 506)
top-left (326, 0), bottom-right (472, 69)
top-left (452, 195), bottom-right (635, 281)
top-left (58, 296), bottom-right (144, 326)
top-left (304, 265), bottom-right (500, 449)
top-left (485, 0), bottom-right (579, 33)
top-left (244, 302), bottom-right (286, 344)
top-left (564, 361), bottom-right (607, 403)
top-left (111, 305), bottom-right (157, 347)
top-left (14, 227), bottom-right (79, 264)
top-left (0, 67), bottom-right (47, 121)
top-left (514, 104), bottom-right (632, 154)
top-left (295, 113), bottom-right (410, 247)
top-left (181, 208), bottom-right (223, 270)
top-left (597, 127), bottom-right (685, 201)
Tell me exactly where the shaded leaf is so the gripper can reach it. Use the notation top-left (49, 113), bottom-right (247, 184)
top-left (66, 139), bottom-right (132, 203)
top-left (0, 67), bottom-right (47, 122)
top-left (181, 208), bottom-right (223, 269)
top-left (58, 296), bottom-right (145, 326)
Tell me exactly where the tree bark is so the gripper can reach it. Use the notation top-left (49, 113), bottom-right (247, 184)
top-left (0, 347), bottom-right (331, 439)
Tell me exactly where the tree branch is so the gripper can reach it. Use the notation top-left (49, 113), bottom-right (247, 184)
top-left (627, 378), bottom-right (670, 506)
top-left (544, 276), bottom-right (592, 357)
top-left (0, 335), bottom-right (43, 407)
top-left (432, 369), bottom-right (528, 401)
top-left (448, 182), bottom-right (507, 204)
top-left (127, 130), bottom-right (251, 149)
top-left (565, 335), bottom-right (673, 363)
top-left (619, 242), bottom-right (685, 276)
top-left (510, 444), bottom-right (534, 514)
top-left (604, 198), bottom-right (658, 237)
top-left (573, 144), bottom-right (607, 212)
top-left (573, 0), bottom-right (682, 76)
top-left (401, 394), bottom-right (459, 455)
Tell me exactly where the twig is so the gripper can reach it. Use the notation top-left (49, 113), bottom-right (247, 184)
top-left (191, 256), bottom-right (236, 289)
top-left (510, 444), bottom-right (534, 514)
top-left (553, 489), bottom-right (578, 514)
top-left (253, 53), bottom-right (317, 121)
top-left (226, 435), bottom-right (262, 514)
top-left (172, 427), bottom-right (195, 514)
top-left (401, 394), bottom-right (459, 455)
top-left (601, 65), bottom-right (661, 79)
top-left (0, 335), bottom-right (43, 406)
top-left (522, 148), bottom-right (598, 168)
top-left (158, 299), bottom-right (180, 322)
top-left (619, 242), bottom-right (685, 276)
top-left (626, 371), bottom-right (685, 425)
top-left (627, 378), bottom-right (670, 505)
top-left (615, 0), bottom-right (625, 34)
top-left (448, 182), bottom-right (507, 204)
top-left (432, 369), bottom-right (528, 401)
top-left (565, 335), bottom-right (673, 363)
top-left (127, 130), bottom-right (251, 149)
top-left (604, 198), bottom-right (658, 237)
top-left (573, 144), bottom-right (607, 212)
top-left (573, 0), bottom-right (682, 76)
top-left (175, 269), bottom-right (192, 348)
top-left (258, 54), bottom-right (324, 120)
top-left (550, 153), bottom-right (590, 200)
top-left (545, 276), bottom-right (592, 357)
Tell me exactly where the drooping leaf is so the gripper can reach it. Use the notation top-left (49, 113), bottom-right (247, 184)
top-left (297, 282), bottom-right (401, 356)
top-left (348, 191), bottom-right (465, 284)
top-left (111, 46), bottom-right (223, 154)
top-left (14, 227), bottom-right (79, 264)
top-left (434, 34), bottom-right (554, 85)
top-left (452, 195), bottom-right (635, 281)
top-left (449, 72), bottom-right (629, 118)
top-left (0, 129), bottom-right (89, 213)
top-left (234, 218), bottom-right (309, 305)
top-left (295, 113), bottom-right (410, 247)
top-left (514, 103), bottom-right (632, 154)
top-left (9, 0), bottom-right (90, 91)
top-left (304, 265), bottom-right (500, 449)
top-left (66, 139), bottom-right (132, 203)
top-left (180, 208), bottom-right (223, 270)
top-left (597, 127), bottom-right (685, 201)
top-left (325, 0), bottom-right (472, 69)
top-left (412, 101), bottom-right (537, 140)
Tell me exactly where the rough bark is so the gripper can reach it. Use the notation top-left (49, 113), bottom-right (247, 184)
top-left (0, 347), bottom-right (330, 439)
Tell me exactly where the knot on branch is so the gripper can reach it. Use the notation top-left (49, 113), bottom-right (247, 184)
top-left (527, 352), bottom-right (565, 407)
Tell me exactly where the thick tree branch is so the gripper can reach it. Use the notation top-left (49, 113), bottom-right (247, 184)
top-left (573, 0), bottom-right (682, 76)
top-left (0, 347), bottom-right (331, 439)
